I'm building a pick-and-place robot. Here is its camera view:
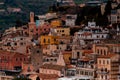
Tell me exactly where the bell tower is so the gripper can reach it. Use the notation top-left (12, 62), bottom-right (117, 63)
top-left (28, 12), bottom-right (36, 37)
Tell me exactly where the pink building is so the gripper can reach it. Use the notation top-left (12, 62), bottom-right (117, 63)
top-left (37, 23), bottom-right (51, 35)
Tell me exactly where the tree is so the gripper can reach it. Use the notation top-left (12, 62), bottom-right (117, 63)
top-left (104, 0), bottom-right (112, 16)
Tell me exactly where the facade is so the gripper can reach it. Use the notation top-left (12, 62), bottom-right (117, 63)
top-left (37, 22), bottom-right (51, 35)
top-left (65, 14), bottom-right (77, 27)
top-left (108, 9), bottom-right (120, 24)
top-left (39, 64), bottom-right (65, 80)
top-left (76, 57), bottom-right (96, 79)
top-left (29, 46), bottom-right (43, 70)
top-left (50, 19), bottom-right (62, 28)
top-left (1, 36), bottom-right (32, 53)
top-left (74, 22), bottom-right (109, 45)
top-left (28, 12), bottom-right (36, 37)
top-left (97, 54), bottom-right (119, 80)
top-left (52, 27), bottom-right (70, 36)
top-left (0, 71), bottom-right (13, 80)
top-left (0, 50), bottom-right (29, 70)
top-left (39, 35), bottom-right (59, 45)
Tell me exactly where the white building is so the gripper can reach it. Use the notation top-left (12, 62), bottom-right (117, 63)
top-left (74, 22), bottom-right (109, 45)
top-left (108, 9), bottom-right (120, 24)
top-left (0, 71), bottom-right (13, 80)
top-left (65, 14), bottom-right (77, 27)
top-left (58, 76), bottom-right (93, 80)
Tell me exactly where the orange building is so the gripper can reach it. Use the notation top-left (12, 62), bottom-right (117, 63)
top-left (50, 19), bottom-right (62, 27)
top-left (39, 35), bottom-right (59, 45)
top-left (0, 50), bottom-right (29, 70)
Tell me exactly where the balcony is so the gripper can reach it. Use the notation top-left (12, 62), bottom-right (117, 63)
top-left (97, 70), bottom-right (109, 74)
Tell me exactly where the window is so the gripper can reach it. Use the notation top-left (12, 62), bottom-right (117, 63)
top-left (102, 35), bottom-right (104, 38)
top-left (37, 50), bottom-right (40, 53)
top-left (43, 39), bottom-right (46, 43)
top-left (20, 38), bottom-right (23, 40)
top-left (27, 66), bottom-right (31, 72)
top-left (101, 49), bottom-right (102, 55)
top-left (51, 59), bottom-right (53, 61)
top-left (48, 39), bottom-right (50, 43)
top-left (103, 60), bottom-right (105, 64)
top-left (20, 58), bottom-right (22, 61)
top-left (77, 52), bottom-right (80, 58)
top-left (36, 29), bottom-right (38, 31)
top-left (30, 29), bottom-right (33, 32)
top-left (14, 43), bottom-right (17, 45)
top-left (99, 60), bottom-right (101, 64)
top-left (54, 59), bottom-right (57, 61)
top-left (16, 58), bottom-right (18, 61)
top-left (97, 49), bottom-right (99, 54)
top-left (107, 60), bottom-right (109, 64)
top-left (24, 58), bottom-right (26, 61)
top-left (20, 42), bottom-right (23, 45)
top-left (104, 50), bottom-right (106, 55)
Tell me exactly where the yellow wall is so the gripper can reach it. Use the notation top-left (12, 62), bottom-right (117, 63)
top-left (40, 36), bottom-right (59, 45)
top-left (51, 20), bottom-right (62, 27)
top-left (55, 28), bottom-right (70, 36)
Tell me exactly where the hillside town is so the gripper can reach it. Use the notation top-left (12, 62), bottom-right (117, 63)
top-left (0, 0), bottom-right (120, 80)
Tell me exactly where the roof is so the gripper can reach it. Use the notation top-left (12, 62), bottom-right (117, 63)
top-left (39, 73), bottom-right (59, 79)
top-left (79, 56), bottom-right (92, 62)
top-left (0, 50), bottom-right (27, 58)
top-left (81, 32), bottom-right (92, 36)
top-left (82, 50), bottom-right (93, 54)
top-left (98, 53), bottom-right (118, 58)
top-left (40, 64), bottom-right (64, 71)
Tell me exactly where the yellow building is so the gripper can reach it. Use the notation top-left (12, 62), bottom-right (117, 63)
top-left (54, 28), bottom-right (70, 36)
top-left (39, 35), bottom-right (59, 45)
top-left (50, 19), bottom-right (62, 27)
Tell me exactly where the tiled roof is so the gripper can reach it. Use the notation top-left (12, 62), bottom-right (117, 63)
top-left (80, 57), bottom-right (92, 62)
top-left (98, 53), bottom-right (118, 58)
top-left (81, 32), bottom-right (92, 36)
top-left (82, 50), bottom-right (93, 54)
top-left (40, 64), bottom-right (64, 71)
top-left (39, 73), bottom-right (59, 79)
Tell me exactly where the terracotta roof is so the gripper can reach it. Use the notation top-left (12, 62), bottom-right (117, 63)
top-left (67, 65), bottom-right (75, 69)
top-left (62, 51), bottom-right (72, 54)
top-left (80, 57), bottom-right (92, 62)
top-left (39, 73), bottom-right (59, 79)
top-left (0, 50), bottom-right (27, 58)
top-left (82, 50), bottom-right (93, 54)
top-left (98, 53), bottom-right (118, 58)
top-left (40, 64), bottom-right (64, 71)
top-left (81, 32), bottom-right (92, 36)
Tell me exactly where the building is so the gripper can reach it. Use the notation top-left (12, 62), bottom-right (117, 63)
top-left (74, 22), bottom-right (109, 46)
top-left (28, 12), bottom-right (36, 37)
top-left (0, 50), bottom-right (29, 71)
top-left (93, 44), bottom-right (120, 55)
top-left (65, 14), bottom-right (77, 27)
top-left (39, 64), bottom-right (65, 80)
top-left (0, 71), bottom-right (13, 80)
top-left (76, 57), bottom-right (96, 79)
top-left (39, 35), bottom-right (59, 45)
top-left (50, 19), bottom-right (62, 28)
top-left (108, 9), bottom-right (120, 24)
top-left (52, 27), bottom-right (70, 36)
top-left (37, 22), bottom-right (51, 35)
top-left (97, 54), bottom-right (119, 80)
top-left (29, 46), bottom-right (43, 70)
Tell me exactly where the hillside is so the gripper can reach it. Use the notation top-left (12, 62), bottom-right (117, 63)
top-left (0, 0), bottom-right (56, 31)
